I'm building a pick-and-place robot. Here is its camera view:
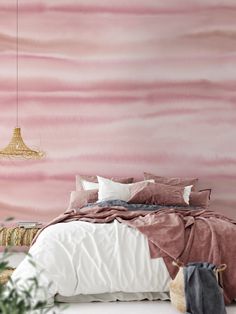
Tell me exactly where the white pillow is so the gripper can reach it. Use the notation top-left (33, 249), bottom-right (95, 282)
top-left (97, 176), bottom-right (154, 202)
top-left (76, 176), bottom-right (134, 191)
top-left (81, 180), bottom-right (98, 191)
top-left (183, 185), bottom-right (193, 205)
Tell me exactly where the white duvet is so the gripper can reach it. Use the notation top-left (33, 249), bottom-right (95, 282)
top-left (11, 220), bottom-right (171, 302)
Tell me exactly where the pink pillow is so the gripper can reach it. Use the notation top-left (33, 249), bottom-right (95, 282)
top-left (67, 190), bottom-right (98, 211)
top-left (189, 189), bottom-right (211, 209)
top-left (143, 172), bottom-right (198, 191)
top-left (128, 182), bottom-right (188, 207)
top-left (76, 175), bottom-right (134, 190)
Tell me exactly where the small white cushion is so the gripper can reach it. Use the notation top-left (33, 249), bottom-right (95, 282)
top-left (183, 185), bottom-right (193, 205)
top-left (97, 176), bottom-right (154, 202)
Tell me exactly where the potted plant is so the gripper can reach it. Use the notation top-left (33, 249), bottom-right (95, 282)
top-left (0, 251), bottom-right (61, 314)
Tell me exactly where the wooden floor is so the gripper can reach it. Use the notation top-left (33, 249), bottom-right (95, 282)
top-left (48, 300), bottom-right (236, 314)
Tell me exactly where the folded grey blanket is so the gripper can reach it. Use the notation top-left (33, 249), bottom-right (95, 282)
top-left (184, 262), bottom-right (226, 314)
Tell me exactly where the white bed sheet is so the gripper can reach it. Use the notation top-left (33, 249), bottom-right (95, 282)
top-left (11, 220), bottom-right (171, 302)
top-left (56, 291), bottom-right (170, 303)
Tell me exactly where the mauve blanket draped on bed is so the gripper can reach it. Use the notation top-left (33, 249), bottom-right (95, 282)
top-left (32, 204), bottom-right (236, 304)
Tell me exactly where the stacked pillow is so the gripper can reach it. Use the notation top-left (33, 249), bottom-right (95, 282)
top-left (128, 182), bottom-right (192, 207)
top-left (67, 190), bottom-right (98, 211)
top-left (143, 172), bottom-right (198, 190)
top-left (68, 175), bottom-right (134, 211)
top-left (67, 172), bottom-right (211, 211)
top-left (76, 175), bottom-right (133, 191)
top-left (143, 172), bottom-right (211, 208)
top-left (189, 189), bottom-right (211, 208)
top-left (97, 176), bottom-right (155, 202)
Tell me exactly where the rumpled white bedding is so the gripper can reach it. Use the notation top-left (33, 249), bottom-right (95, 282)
top-left (11, 220), bottom-right (171, 302)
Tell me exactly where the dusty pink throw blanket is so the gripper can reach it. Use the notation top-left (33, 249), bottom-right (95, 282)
top-left (33, 205), bottom-right (236, 304)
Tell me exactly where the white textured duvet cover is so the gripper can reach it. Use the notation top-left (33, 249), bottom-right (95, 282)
top-left (11, 220), bottom-right (171, 302)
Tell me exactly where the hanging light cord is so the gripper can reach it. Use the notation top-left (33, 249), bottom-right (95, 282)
top-left (16, 0), bottom-right (19, 127)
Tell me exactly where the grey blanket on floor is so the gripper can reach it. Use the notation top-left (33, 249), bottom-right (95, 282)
top-left (184, 262), bottom-right (226, 314)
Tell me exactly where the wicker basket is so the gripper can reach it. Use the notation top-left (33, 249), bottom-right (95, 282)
top-left (0, 268), bottom-right (15, 285)
top-left (169, 261), bottom-right (227, 313)
top-left (169, 264), bottom-right (186, 313)
top-left (0, 226), bottom-right (40, 247)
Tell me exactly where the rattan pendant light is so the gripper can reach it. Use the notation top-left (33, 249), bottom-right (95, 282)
top-left (0, 0), bottom-right (45, 159)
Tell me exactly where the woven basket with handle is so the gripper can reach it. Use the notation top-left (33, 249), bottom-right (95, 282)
top-left (169, 261), bottom-right (227, 313)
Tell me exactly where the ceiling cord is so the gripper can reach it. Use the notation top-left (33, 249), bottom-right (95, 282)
top-left (16, 0), bottom-right (19, 127)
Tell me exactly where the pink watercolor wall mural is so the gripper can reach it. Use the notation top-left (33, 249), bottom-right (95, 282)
top-left (0, 0), bottom-right (236, 220)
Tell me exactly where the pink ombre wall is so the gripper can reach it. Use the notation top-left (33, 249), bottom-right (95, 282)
top-left (0, 0), bottom-right (236, 221)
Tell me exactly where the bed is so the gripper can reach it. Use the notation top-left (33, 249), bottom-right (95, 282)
top-left (10, 173), bottom-right (236, 307)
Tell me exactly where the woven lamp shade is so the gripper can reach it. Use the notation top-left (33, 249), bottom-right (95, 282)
top-left (0, 128), bottom-right (44, 159)
top-left (0, 0), bottom-right (45, 160)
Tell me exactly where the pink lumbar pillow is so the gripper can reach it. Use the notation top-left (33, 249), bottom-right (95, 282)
top-left (128, 182), bottom-right (192, 207)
